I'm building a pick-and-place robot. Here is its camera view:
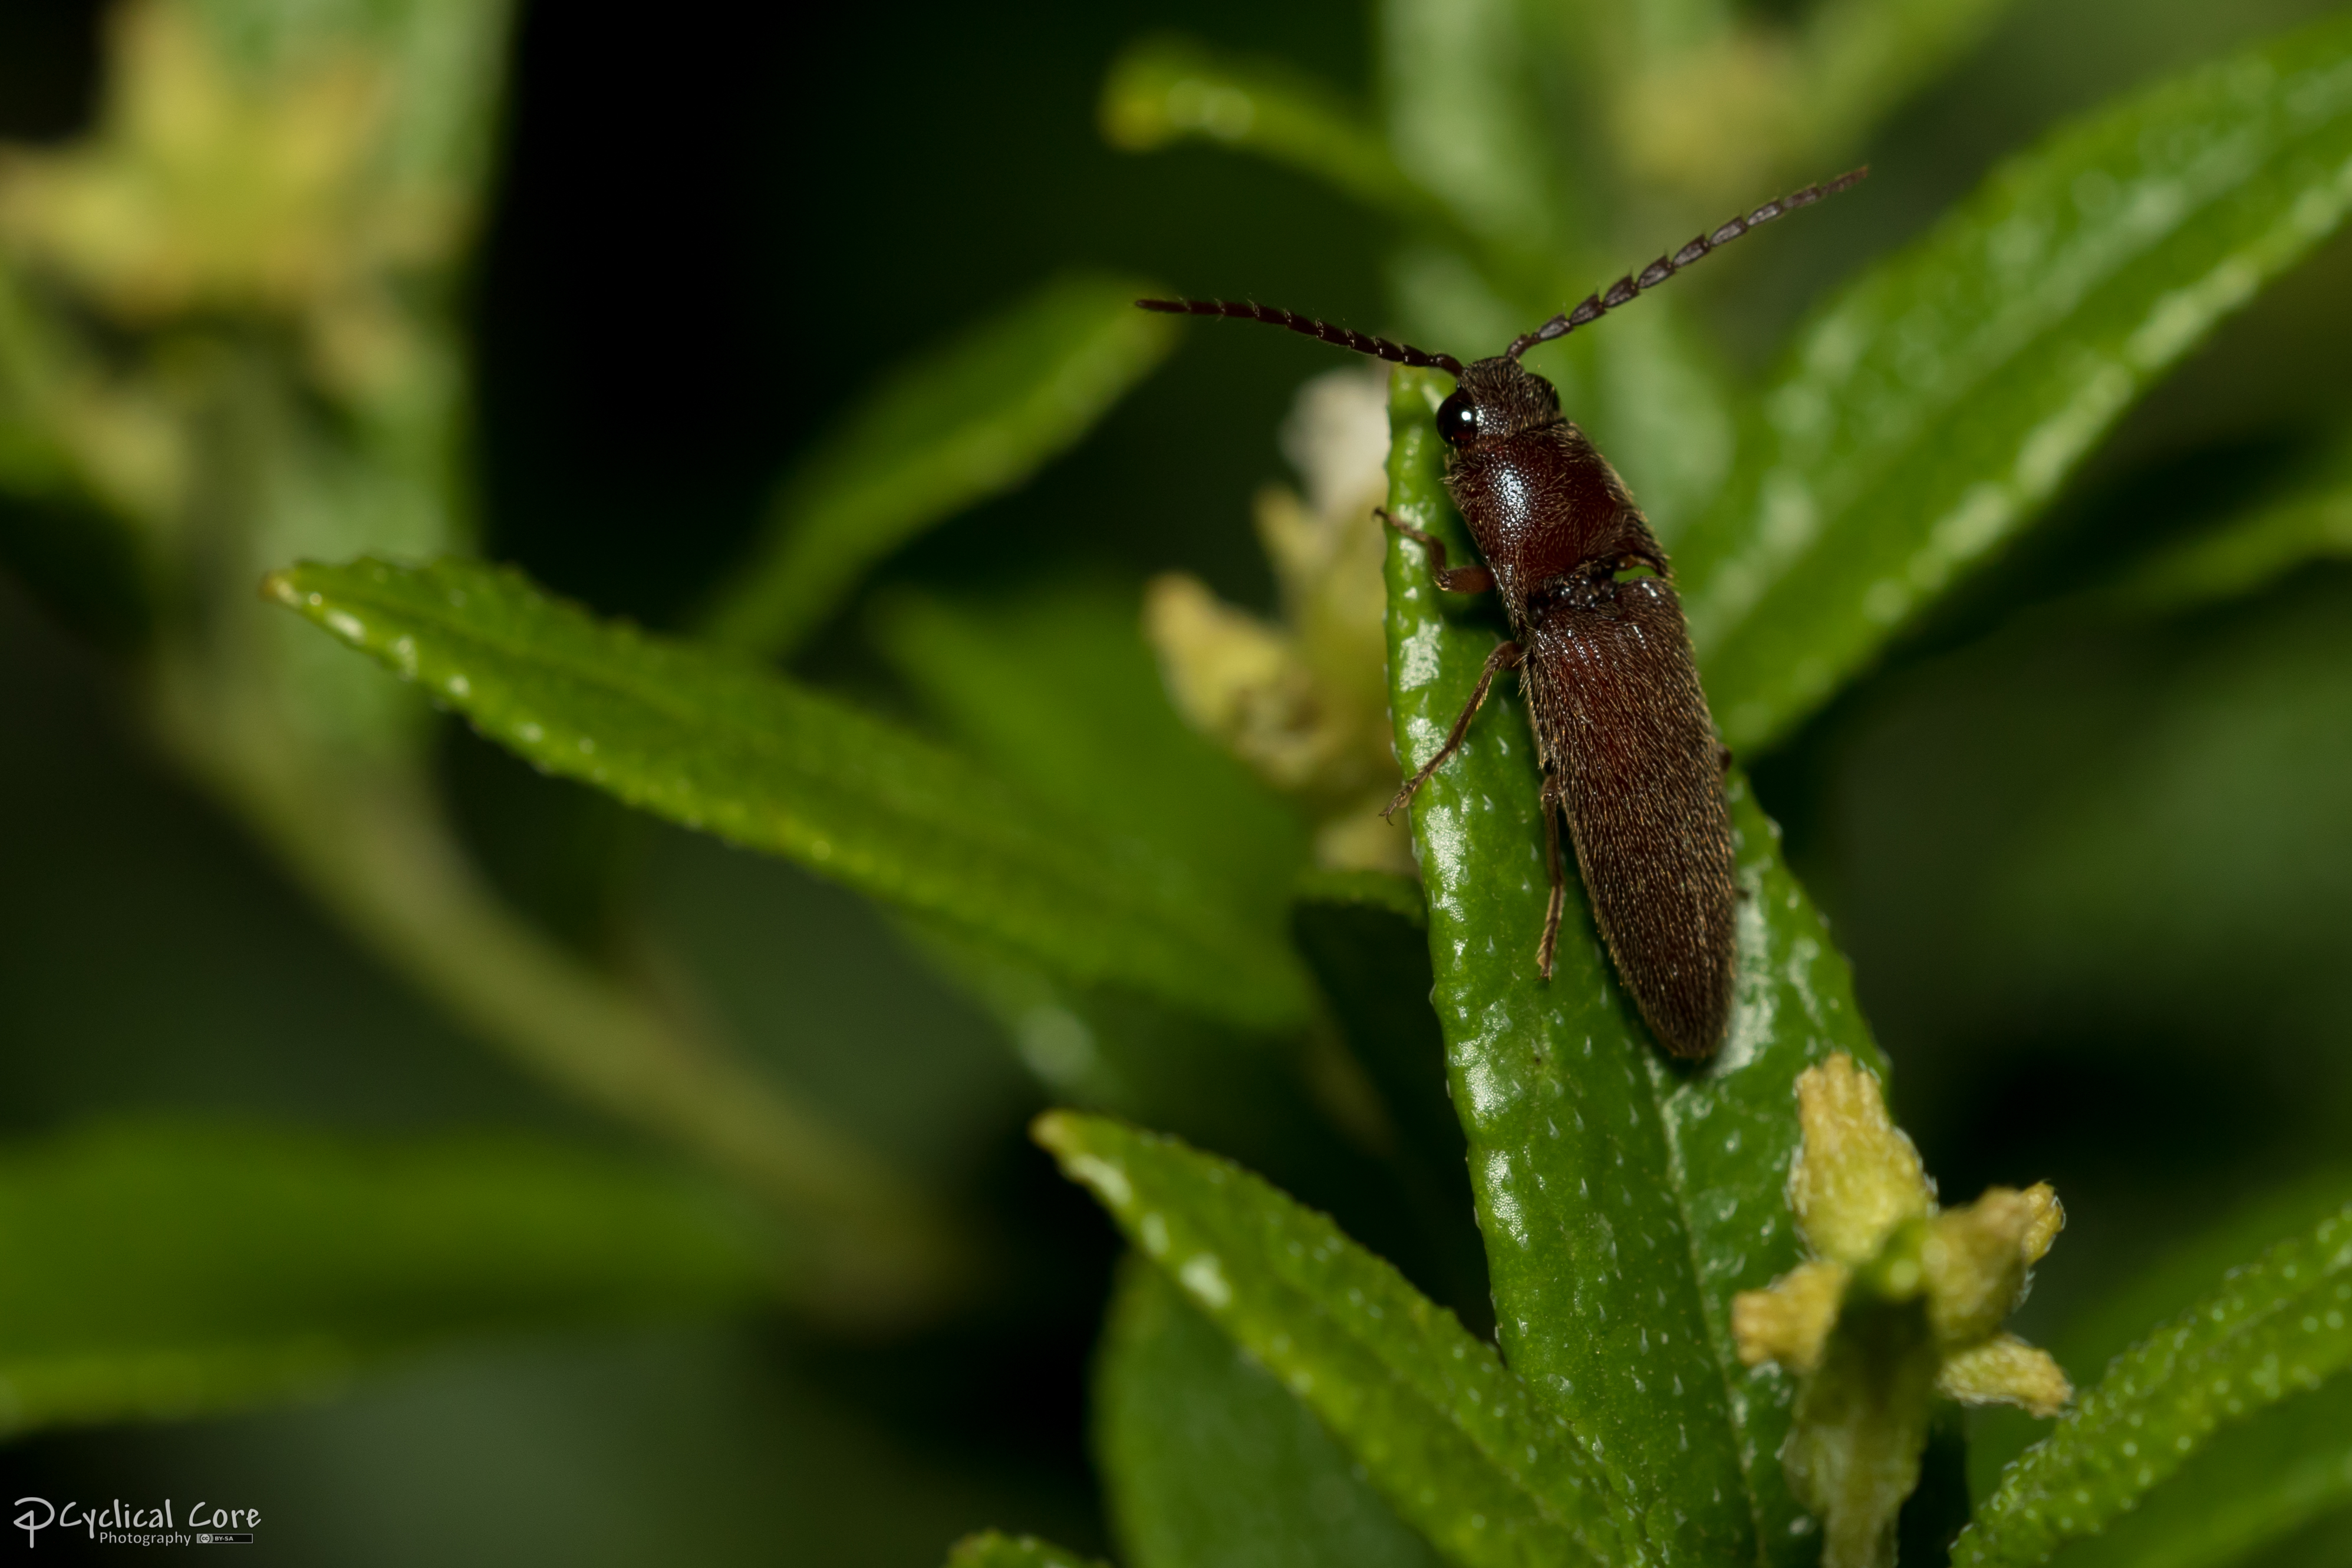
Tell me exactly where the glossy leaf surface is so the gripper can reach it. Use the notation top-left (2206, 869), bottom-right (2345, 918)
top-left (1680, 13), bottom-right (2352, 750)
top-left (1954, 1201), bottom-right (2352, 1568)
top-left (1038, 1111), bottom-right (1635, 1568)
top-left (703, 275), bottom-right (1177, 657)
top-left (272, 555), bottom-right (1313, 1030)
top-left (1097, 1260), bottom-right (1444, 1568)
top-left (0, 1119), bottom-right (771, 1434)
top-left (1383, 367), bottom-right (1890, 1566)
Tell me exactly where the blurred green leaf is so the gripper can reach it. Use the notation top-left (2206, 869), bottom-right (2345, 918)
top-left (0, 1118), bottom-right (772, 1435)
top-left (1294, 866), bottom-right (1427, 929)
top-left (1562, 304), bottom-right (1740, 545)
top-left (2022, 1379), bottom-right (2352, 1568)
top-left (875, 583), bottom-right (1484, 1306)
top-left (2057, 1171), bottom-right (2352, 1387)
top-left (1965, 1171), bottom-right (2352, 1568)
top-left (872, 580), bottom-right (1316, 1161)
top-left (1787, 0), bottom-right (2021, 170)
top-left (1680, 12), bottom-right (2352, 751)
top-left (1102, 37), bottom-right (1444, 229)
top-left (944, 1532), bottom-right (1109, 1568)
top-left (0, 257), bottom-right (82, 500)
top-left (0, 251), bottom-right (150, 637)
top-left (1097, 1259), bottom-right (1445, 1568)
top-left (1038, 1111), bottom-right (1636, 1568)
top-left (870, 581), bottom-right (1306, 918)
top-left (1289, 874), bottom-right (1493, 1337)
top-left (1379, 0), bottom-right (1573, 266)
top-left (909, 920), bottom-right (1424, 1299)
top-left (1954, 1201), bottom-right (2352, 1568)
top-left (272, 555), bottom-right (1313, 1030)
top-left (1383, 367), bottom-right (1891, 1566)
top-left (2104, 437), bottom-right (2352, 612)
top-left (168, 0), bottom-right (517, 230)
top-left (703, 275), bottom-right (1178, 658)
top-left (1562, 0), bottom-right (1735, 77)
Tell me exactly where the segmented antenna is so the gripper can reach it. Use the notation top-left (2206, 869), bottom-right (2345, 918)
top-left (1507, 166), bottom-right (1869, 358)
top-left (1136, 298), bottom-right (1465, 377)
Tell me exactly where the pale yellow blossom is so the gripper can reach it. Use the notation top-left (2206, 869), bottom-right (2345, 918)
top-left (1734, 1053), bottom-right (2073, 1568)
top-left (1144, 364), bottom-right (1408, 872)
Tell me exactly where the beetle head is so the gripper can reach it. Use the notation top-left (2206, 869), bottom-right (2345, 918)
top-left (1435, 356), bottom-right (1562, 452)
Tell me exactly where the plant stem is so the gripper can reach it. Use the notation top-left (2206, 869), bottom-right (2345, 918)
top-left (150, 668), bottom-right (971, 1328)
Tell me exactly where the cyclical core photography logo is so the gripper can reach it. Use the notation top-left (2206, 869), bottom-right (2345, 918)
top-left (12, 1497), bottom-right (258, 1550)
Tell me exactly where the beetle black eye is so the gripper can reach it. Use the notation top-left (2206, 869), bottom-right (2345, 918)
top-left (1436, 391), bottom-right (1478, 447)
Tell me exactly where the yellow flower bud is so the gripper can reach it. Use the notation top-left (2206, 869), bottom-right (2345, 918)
top-left (1733, 1258), bottom-right (1850, 1374)
top-left (1922, 1188), bottom-right (2038, 1347)
top-left (1936, 1333), bottom-right (2073, 1418)
top-left (1747, 1055), bottom-right (2074, 1568)
top-left (1790, 1053), bottom-right (1931, 1266)
top-left (2019, 1181), bottom-right (2065, 1264)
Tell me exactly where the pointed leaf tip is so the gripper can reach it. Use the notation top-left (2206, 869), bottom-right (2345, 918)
top-left (1682, 12), bottom-right (2352, 749)
top-left (273, 556), bottom-right (1313, 1030)
top-left (1043, 1111), bottom-right (1635, 1568)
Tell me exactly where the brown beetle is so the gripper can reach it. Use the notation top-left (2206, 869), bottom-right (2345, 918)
top-left (1142, 169), bottom-right (1865, 1058)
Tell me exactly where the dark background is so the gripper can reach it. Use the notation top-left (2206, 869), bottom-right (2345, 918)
top-left (2, 0), bottom-right (2348, 1560)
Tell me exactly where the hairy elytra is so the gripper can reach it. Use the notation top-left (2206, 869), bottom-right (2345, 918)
top-left (1141, 169), bottom-right (1866, 1059)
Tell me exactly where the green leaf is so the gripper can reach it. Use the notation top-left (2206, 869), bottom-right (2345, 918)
top-left (1962, 1171), bottom-right (2352, 1560)
top-left (2054, 1171), bottom-right (2352, 1389)
top-left (1383, 367), bottom-right (1891, 1566)
top-left (1289, 875), bottom-right (1493, 1333)
top-left (2103, 437), bottom-right (2352, 612)
top-left (1679, 12), bottom-right (2352, 751)
top-left (1952, 1202), bottom-right (2352, 1568)
top-left (0, 1119), bottom-right (772, 1435)
top-left (870, 582), bottom-right (1481, 1275)
top-left (2015, 1379), bottom-right (2352, 1568)
top-left (874, 582), bottom-right (1416, 1208)
top-left (1379, 0), bottom-right (1575, 262)
top-left (1037, 1111), bottom-right (1638, 1568)
top-left (1295, 866), bottom-right (1428, 929)
top-left (872, 585), bottom-right (1485, 1313)
top-left (1097, 1259), bottom-right (1445, 1568)
top-left (1542, 0), bottom-right (1732, 87)
top-left (0, 258), bottom-right (83, 502)
top-left (1101, 37), bottom-right (1445, 229)
top-left (270, 555), bottom-right (1315, 1031)
top-left (1784, 0), bottom-right (2021, 168)
top-left (944, 1532), bottom-right (1110, 1568)
top-left (869, 581), bottom-right (1307, 918)
top-left (701, 275), bottom-right (1178, 657)
top-left (0, 257), bottom-right (150, 636)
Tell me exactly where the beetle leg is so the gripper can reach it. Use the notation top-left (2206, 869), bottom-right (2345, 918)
top-left (1538, 786), bottom-right (1566, 980)
top-left (1377, 508), bottom-right (1496, 594)
top-left (1382, 639), bottom-right (1523, 819)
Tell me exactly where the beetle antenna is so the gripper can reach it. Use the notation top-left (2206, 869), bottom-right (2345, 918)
top-left (1507, 166), bottom-right (1869, 358)
top-left (1137, 298), bottom-right (1465, 378)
